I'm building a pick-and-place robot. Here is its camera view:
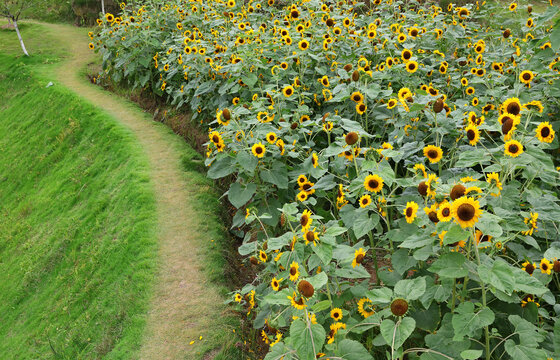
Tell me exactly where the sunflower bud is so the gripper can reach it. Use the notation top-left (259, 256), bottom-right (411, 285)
top-left (291, 122), bottom-right (298, 130)
top-left (250, 256), bottom-right (259, 265)
top-left (390, 298), bottom-right (409, 316)
top-left (528, 5), bottom-right (532, 13)
top-left (222, 108), bottom-right (231, 120)
top-left (297, 280), bottom-right (315, 298)
top-left (280, 213), bottom-right (286, 227)
top-left (503, 29), bottom-right (511, 38)
top-left (458, 60), bottom-right (467, 66)
top-left (352, 70), bottom-right (360, 82)
top-left (263, 242), bottom-right (268, 251)
top-left (345, 132), bottom-right (359, 146)
top-left (450, 184), bottom-right (466, 200)
top-left (322, 112), bottom-right (330, 122)
top-left (344, 64), bottom-right (353, 72)
top-left (433, 98), bottom-right (444, 113)
top-left (418, 181), bottom-right (428, 196)
top-left (428, 211), bottom-right (439, 223)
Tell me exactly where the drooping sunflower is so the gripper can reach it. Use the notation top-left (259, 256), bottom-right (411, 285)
top-left (288, 292), bottom-right (306, 310)
top-left (502, 97), bottom-right (522, 116)
top-left (266, 132), bottom-right (277, 144)
top-left (359, 194), bottom-right (372, 208)
top-left (535, 122), bottom-right (555, 143)
top-left (403, 201), bottom-right (419, 223)
top-left (300, 209), bottom-right (312, 231)
top-left (540, 258), bottom-right (552, 275)
top-left (311, 152), bottom-right (319, 168)
top-left (357, 298), bottom-right (375, 318)
top-left (282, 85), bottom-right (294, 97)
top-left (451, 197), bottom-right (483, 228)
top-left (331, 308), bottom-right (343, 321)
top-left (288, 262), bottom-right (300, 281)
top-left (465, 124), bottom-right (480, 146)
top-left (252, 142), bottom-right (266, 158)
top-left (504, 140), bottom-right (523, 157)
top-left (519, 70), bottom-right (534, 85)
top-left (406, 60), bottom-right (418, 73)
top-left (352, 248), bottom-right (366, 268)
top-left (437, 201), bottom-right (453, 222)
top-left (423, 145), bottom-right (443, 164)
top-left (364, 174), bottom-right (384, 193)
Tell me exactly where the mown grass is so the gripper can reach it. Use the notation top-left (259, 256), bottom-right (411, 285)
top-left (0, 29), bottom-right (158, 359)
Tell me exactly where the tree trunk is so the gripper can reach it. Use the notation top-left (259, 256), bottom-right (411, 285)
top-left (101, 0), bottom-right (105, 14)
top-left (12, 19), bottom-right (29, 56)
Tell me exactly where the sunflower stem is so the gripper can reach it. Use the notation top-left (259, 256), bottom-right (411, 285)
top-left (368, 233), bottom-right (380, 286)
top-left (472, 228), bottom-right (490, 360)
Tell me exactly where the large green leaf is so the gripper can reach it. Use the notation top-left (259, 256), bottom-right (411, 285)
top-left (429, 252), bottom-right (469, 278)
top-left (336, 339), bottom-right (374, 360)
top-left (394, 277), bottom-right (426, 301)
top-left (478, 259), bottom-right (515, 295)
top-left (452, 302), bottom-right (494, 341)
top-left (290, 319), bottom-right (326, 360)
top-left (380, 317), bottom-right (416, 350)
top-left (504, 340), bottom-right (548, 360)
top-left (228, 182), bottom-right (257, 208)
top-left (353, 211), bottom-right (379, 239)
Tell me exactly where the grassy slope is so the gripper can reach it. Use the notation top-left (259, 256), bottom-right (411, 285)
top-left (0, 24), bottom-right (158, 358)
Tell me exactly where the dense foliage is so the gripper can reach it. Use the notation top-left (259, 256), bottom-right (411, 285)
top-left (93, 0), bottom-right (560, 358)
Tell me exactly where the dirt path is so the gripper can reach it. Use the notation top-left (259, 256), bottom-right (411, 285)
top-left (40, 23), bottom-right (225, 359)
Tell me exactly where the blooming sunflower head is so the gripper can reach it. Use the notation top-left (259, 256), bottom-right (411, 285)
top-left (330, 308), bottom-right (343, 321)
top-left (252, 142), bottom-right (266, 158)
top-left (451, 197), bottom-right (482, 228)
top-left (504, 140), bottom-right (523, 157)
top-left (289, 261), bottom-right (300, 281)
top-left (357, 298), bottom-right (375, 318)
top-left (437, 201), bottom-right (452, 222)
top-left (535, 122), bottom-right (555, 143)
top-left (423, 145), bottom-right (443, 164)
top-left (404, 201), bottom-right (419, 223)
top-left (359, 194), bottom-right (372, 208)
top-left (364, 174), bottom-right (384, 193)
top-left (540, 258), bottom-right (552, 275)
top-left (352, 248), bottom-right (366, 268)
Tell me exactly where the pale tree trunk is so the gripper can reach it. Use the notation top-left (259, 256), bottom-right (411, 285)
top-left (101, 0), bottom-right (105, 14)
top-left (12, 19), bottom-right (29, 56)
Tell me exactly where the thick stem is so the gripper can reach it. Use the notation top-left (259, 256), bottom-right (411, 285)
top-left (473, 229), bottom-right (490, 360)
top-left (101, 0), bottom-right (105, 14)
top-left (13, 19), bottom-right (29, 56)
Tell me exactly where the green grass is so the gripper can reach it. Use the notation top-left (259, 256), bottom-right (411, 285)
top-left (0, 35), bottom-right (158, 359)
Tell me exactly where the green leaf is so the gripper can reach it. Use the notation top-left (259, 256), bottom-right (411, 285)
top-left (460, 350), bottom-right (483, 360)
top-left (311, 243), bottom-right (333, 266)
top-left (207, 155), bottom-right (235, 179)
top-left (290, 319), bottom-right (326, 360)
top-left (237, 150), bottom-right (258, 173)
top-left (511, 267), bottom-right (548, 296)
top-left (399, 233), bottom-right (434, 249)
top-left (508, 315), bottom-right (544, 347)
top-left (263, 289), bottom-right (291, 306)
top-left (260, 161), bottom-right (288, 189)
top-left (554, 319), bottom-right (560, 355)
top-left (391, 249), bottom-right (417, 275)
top-left (455, 148), bottom-right (490, 167)
top-left (268, 233), bottom-right (292, 251)
top-left (366, 287), bottom-right (393, 304)
top-left (241, 73), bottom-right (258, 87)
top-left (336, 339), bottom-right (374, 360)
top-left (442, 224), bottom-right (470, 245)
top-left (228, 182), bottom-right (257, 208)
top-left (312, 300), bottom-right (331, 312)
top-left (335, 266), bottom-right (371, 279)
top-left (504, 339), bottom-right (548, 360)
top-left (452, 302), bottom-right (494, 341)
top-left (476, 213), bottom-right (503, 238)
top-left (353, 211), bottom-right (379, 239)
top-left (478, 259), bottom-right (515, 295)
top-left (307, 272), bottom-right (328, 292)
top-left (410, 303), bottom-right (440, 332)
top-left (380, 317), bottom-right (416, 350)
top-left (429, 252), bottom-right (469, 278)
top-left (394, 277), bottom-right (426, 301)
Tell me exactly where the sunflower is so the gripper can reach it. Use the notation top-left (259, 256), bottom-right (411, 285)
top-left (401, 49), bottom-right (413, 62)
top-left (259, 250), bottom-right (267, 263)
top-left (451, 197), bottom-right (483, 228)
top-left (521, 294), bottom-right (539, 308)
top-left (387, 99), bottom-right (398, 109)
top-left (357, 298), bottom-right (375, 318)
top-left (364, 174), bottom-right (384, 193)
top-left (88, 43), bottom-right (95, 50)
top-left (331, 308), bottom-right (343, 321)
top-left (465, 124), bottom-right (480, 146)
top-left (300, 181), bottom-right (315, 195)
top-left (209, 131), bottom-right (223, 146)
top-left (234, 293), bottom-right (243, 302)
top-left (327, 322), bottom-right (346, 344)
top-left (526, 18), bottom-right (533, 28)
top-left (423, 145), bottom-right (443, 164)
top-left (312, 152), bottom-right (319, 168)
top-left (319, 75), bottom-right (330, 87)
top-left (271, 277), bottom-right (282, 291)
top-left (352, 248), bottom-right (366, 268)
top-left (288, 292), bottom-right (306, 310)
top-left (406, 60), bottom-right (418, 73)
top-left (359, 194), bottom-right (372, 208)
top-left (296, 191), bottom-right (307, 202)
top-left (252, 142), bottom-right (266, 158)
top-left (425, 173), bottom-right (439, 198)
top-left (522, 261), bottom-right (536, 276)
top-left (397, 33), bottom-right (406, 43)
top-left (519, 70), bottom-right (534, 85)
top-left (509, 2), bottom-right (517, 11)
top-left (304, 228), bottom-right (319, 246)
top-left (300, 209), bottom-right (312, 231)
top-left (502, 98), bottom-right (522, 116)
top-left (297, 174), bottom-right (308, 186)
top-left (266, 132), bottom-right (277, 144)
top-left (461, 77), bottom-right (468, 86)
top-left (298, 39), bottom-right (309, 51)
top-left (323, 121), bottom-right (334, 132)
top-left (535, 122), bottom-right (555, 143)
top-left (282, 85), bottom-right (294, 97)
top-left (486, 172), bottom-right (503, 196)
top-left (437, 201), bottom-right (453, 222)
top-left (351, 91), bottom-right (364, 103)
top-left (504, 140), bottom-right (523, 157)
top-left (540, 258), bottom-right (552, 275)
top-left (289, 262), bottom-right (300, 281)
top-left (356, 102), bottom-right (367, 115)
top-left (403, 201), bottom-right (419, 223)
top-left (466, 86), bottom-right (475, 95)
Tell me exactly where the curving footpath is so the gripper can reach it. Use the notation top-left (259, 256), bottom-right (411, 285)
top-left (39, 22), bottom-right (225, 359)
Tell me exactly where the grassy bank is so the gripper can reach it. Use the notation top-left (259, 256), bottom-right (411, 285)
top-left (0, 30), bottom-right (158, 359)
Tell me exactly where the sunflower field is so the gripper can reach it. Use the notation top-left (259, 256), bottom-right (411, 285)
top-left (92, 0), bottom-right (560, 358)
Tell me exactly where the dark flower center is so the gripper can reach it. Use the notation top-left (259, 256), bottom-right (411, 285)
top-left (300, 215), bottom-right (309, 227)
top-left (507, 102), bottom-right (521, 115)
top-left (508, 144), bottom-right (519, 153)
top-left (467, 129), bottom-right (476, 141)
top-left (306, 232), bottom-right (315, 243)
top-left (427, 149), bottom-right (438, 158)
top-left (356, 254), bottom-right (365, 264)
top-left (368, 180), bottom-right (379, 189)
top-left (442, 208), bottom-right (450, 217)
top-left (457, 203), bottom-right (475, 221)
top-left (302, 183), bottom-right (312, 191)
top-left (522, 73), bottom-right (531, 80)
top-left (290, 267), bottom-right (297, 276)
top-left (502, 118), bottom-right (514, 134)
top-left (255, 146), bottom-right (263, 154)
top-left (525, 263), bottom-right (535, 275)
top-left (541, 126), bottom-right (551, 138)
top-left (390, 299), bottom-right (409, 316)
top-left (406, 207), bottom-right (413, 217)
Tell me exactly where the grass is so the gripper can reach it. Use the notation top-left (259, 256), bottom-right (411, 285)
top-left (0, 24), bottom-right (158, 359)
